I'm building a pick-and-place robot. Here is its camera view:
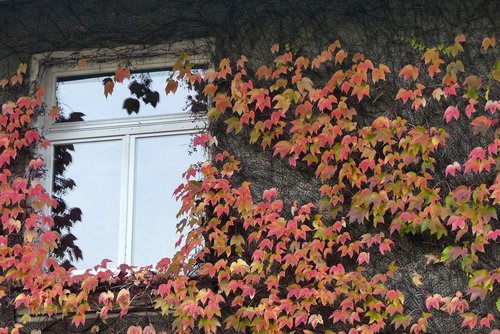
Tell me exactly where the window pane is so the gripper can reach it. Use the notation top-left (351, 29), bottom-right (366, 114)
top-left (131, 135), bottom-right (202, 266)
top-left (56, 71), bottom-right (194, 121)
top-left (56, 140), bottom-right (122, 270)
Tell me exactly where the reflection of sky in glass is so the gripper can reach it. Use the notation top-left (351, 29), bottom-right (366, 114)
top-left (54, 70), bottom-right (205, 270)
top-left (57, 71), bottom-right (194, 121)
top-left (59, 141), bottom-right (122, 270)
top-left (132, 135), bottom-right (203, 267)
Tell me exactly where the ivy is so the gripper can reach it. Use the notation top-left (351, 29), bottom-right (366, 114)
top-left (0, 35), bottom-right (498, 333)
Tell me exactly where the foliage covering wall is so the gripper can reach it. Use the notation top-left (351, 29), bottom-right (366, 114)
top-left (0, 1), bottom-right (498, 333)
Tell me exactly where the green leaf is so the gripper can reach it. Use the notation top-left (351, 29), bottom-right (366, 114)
top-left (440, 246), bottom-right (452, 262)
top-left (496, 298), bottom-right (500, 312)
top-left (224, 116), bottom-right (242, 133)
top-left (208, 106), bottom-right (221, 120)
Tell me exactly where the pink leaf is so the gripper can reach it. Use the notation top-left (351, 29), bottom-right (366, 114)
top-left (357, 252), bottom-right (370, 265)
top-left (263, 188), bottom-right (278, 202)
top-left (444, 106), bottom-right (460, 123)
top-left (445, 161), bottom-right (461, 177)
top-left (425, 294), bottom-right (441, 310)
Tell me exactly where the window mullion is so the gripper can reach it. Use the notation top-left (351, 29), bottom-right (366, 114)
top-left (118, 134), bottom-right (132, 265)
top-left (124, 135), bottom-right (136, 265)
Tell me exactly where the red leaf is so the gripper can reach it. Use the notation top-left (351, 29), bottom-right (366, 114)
top-left (443, 83), bottom-right (460, 96)
top-left (24, 130), bottom-right (40, 144)
top-left (39, 138), bottom-right (51, 150)
top-left (193, 133), bottom-right (215, 147)
top-left (256, 65), bottom-right (272, 80)
top-left (99, 258), bottom-right (112, 269)
top-left (485, 100), bottom-right (499, 113)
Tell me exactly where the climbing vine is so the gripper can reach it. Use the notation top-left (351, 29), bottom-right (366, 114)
top-left (0, 35), bottom-right (498, 333)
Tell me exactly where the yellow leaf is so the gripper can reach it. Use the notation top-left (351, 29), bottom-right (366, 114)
top-left (230, 259), bottom-right (249, 274)
top-left (412, 273), bottom-right (423, 287)
top-left (17, 63), bottom-right (27, 75)
top-left (24, 230), bottom-right (37, 243)
top-left (482, 36), bottom-right (496, 52)
top-left (230, 234), bottom-right (245, 247)
top-left (21, 313), bottom-right (31, 324)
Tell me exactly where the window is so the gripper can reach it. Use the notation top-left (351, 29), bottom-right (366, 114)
top-left (32, 41), bottom-right (210, 269)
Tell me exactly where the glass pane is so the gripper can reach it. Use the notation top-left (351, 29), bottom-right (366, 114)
top-left (55, 140), bottom-right (122, 270)
top-left (131, 135), bottom-right (203, 266)
top-left (56, 71), bottom-right (195, 121)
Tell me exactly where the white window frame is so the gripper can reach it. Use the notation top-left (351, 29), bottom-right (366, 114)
top-left (30, 40), bottom-right (211, 267)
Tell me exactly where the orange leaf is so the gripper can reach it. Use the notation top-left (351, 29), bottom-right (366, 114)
top-left (103, 78), bottom-right (114, 97)
top-left (165, 79), bottom-right (178, 95)
top-left (335, 50), bottom-right (347, 65)
top-left (482, 36), bottom-right (496, 52)
top-left (115, 66), bottom-right (131, 83)
top-left (470, 116), bottom-right (494, 136)
top-left (461, 312), bottom-right (478, 330)
top-left (395, 88), bottom-right (414, 104)
top-left (399, 64), bottom-right (419, 81)
top-left (49, 106), bottom-right (60, 120)
top-left (77, 58), bottom-right (87, 69)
